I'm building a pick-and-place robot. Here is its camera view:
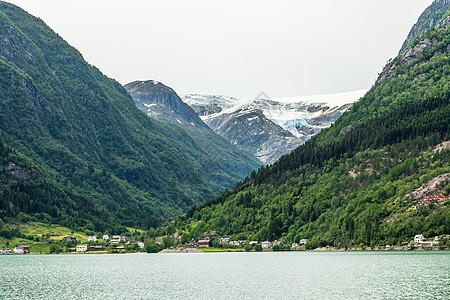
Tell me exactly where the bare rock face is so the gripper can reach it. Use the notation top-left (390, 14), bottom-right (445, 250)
top-left (340, 125), bottom-right (352, 135)
top-left (191, 104), bottom-right (222, 116)
top-left (399, 0), bottom-right (450, 54)
top-left (307, 104), bottom-right (352, 127)
top-left (296, 126), bottom-right (323, 136)
top-left (379, 1), bottom-right (450, 85)
top-left (433, 140), bottom-right (450, 153)
top-left (405, 173), bottom-right (450, 200)
top-left (376, 38), bottom-right (436, 85)
top-left (124, 80), bottom-right (208, 129)
top-left (204, 108), bottom-right (306, 165)
top-left (307, 105), bottom-right (330, 113)
top-left (4, 163), bottom-right (30, 180)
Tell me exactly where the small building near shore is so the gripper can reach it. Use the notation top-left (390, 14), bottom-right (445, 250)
top-left (0, 248), bottom-right (12, 254)
top-left (261, 241), bottom-right (272, 249)
top-left (76, 244), bottom-right (88, 252)
top-left (111, 235), bottom-right (121, 244)
top-left (299, 239), bottom-right (309, 244)
top-left (13, 245), bottom-right (30, 254)
top-left (414, 235), bottom-right (426, 243)
top-left (87, 245), bottom-right (105, 251)
top-left (198, 240), bottom-right (212, 248)
top-left (220, 235), bottom-right (231, 244)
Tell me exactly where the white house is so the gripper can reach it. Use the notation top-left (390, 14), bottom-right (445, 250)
top-left (292, 243), bottom-right (299, 248)
top-left (103, 235), bottom-right (109, 240)
top-left (13, 245), bottom-right (30, 254)
top-left (64, 235), bottom-right (77, 242)
top-left (299, 239), bottom-right (309, 244)
top-left (88, 236), bottom-right (97, 242)
top-left (261, 241), bottom-right (272, 249)
top-left (137, 242), bottom-right (145, 249)
top-left (0, 248), bottom-right (12, 254)
top-left (111, 235), bottom-right (121, 244)
top-left (13, 247), bottom-right (24, 254)
top-left (220, 235), bottom-right (231, 244)
top-left (414, 235), bottom-right (426, 243)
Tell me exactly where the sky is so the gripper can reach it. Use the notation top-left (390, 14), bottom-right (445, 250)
top-left (7, 0), bottom-right (433, 98)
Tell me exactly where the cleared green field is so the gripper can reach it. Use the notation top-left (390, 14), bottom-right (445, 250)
top-left (20, 222), bottom-right (89, 242)
top-left (199, 248), bottom-right (244, 252)
top-left (30, 244), bottom-right (51, 254)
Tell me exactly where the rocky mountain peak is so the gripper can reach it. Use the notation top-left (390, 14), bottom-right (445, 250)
top-left (125, 80), bottom-right (208, 129)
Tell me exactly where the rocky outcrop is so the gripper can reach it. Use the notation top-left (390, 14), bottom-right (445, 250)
top-left (191, 104), bottom-right (222, 116)
top-left (307, 105), bottom-right (330, 113)
top-left (296, 126), bottom-right (323, 136)
top-left (399, 0), bottom-right (450, 54)
top-left (204, 108), bottom-right (306, 165)
top-left (405, 173), bottom-right (450, 200)
top-left (340, 125), bottom-right (352, 135)
top-left (306, 104), bottom-right (352, 127)
top-left (125, 80), bottom-right (208, 129)
top-left (377, 15), bottom-right (450, 85)
top-left (4, 163), bottom-right (30, 181)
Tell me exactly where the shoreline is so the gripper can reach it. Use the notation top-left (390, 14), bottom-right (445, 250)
top-left (1, 248), bottom-right (449, 255)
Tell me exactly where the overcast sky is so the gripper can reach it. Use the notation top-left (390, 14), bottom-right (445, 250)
top-left (7, 0), bottom-right (433, 98)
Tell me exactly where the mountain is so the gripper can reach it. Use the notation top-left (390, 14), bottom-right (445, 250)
top-left (399, 0), bottom-right (450, 54)
top-left (125, 80), bottom-right (207, 129)
top-left (124, 80), bottom-right (262, 183)
top-left (165, 4), bottom-right (450, 248)
top-left (202, 108), bottom-right (306, 164)
top-left (0, 2), bottom-right (259, 232)
top-left (181, 90), bottom-right (365, 164)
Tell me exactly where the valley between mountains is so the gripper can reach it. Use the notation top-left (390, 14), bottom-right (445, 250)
top-left (0, 0), bottom-right (449, 253)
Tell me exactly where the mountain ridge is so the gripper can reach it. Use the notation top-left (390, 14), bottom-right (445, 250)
top-left (0, 2), bottom-right (258, 231)
top-left (399, 0), bottom-right (450, 54)
top-left (162, 2), bottom-right (450, 247)
top-left (181, 90), bottom-right (365, 164)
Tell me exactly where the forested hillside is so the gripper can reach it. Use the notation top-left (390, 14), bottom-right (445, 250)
top-left (0, 2), bottom-right (258, 232)
top-left (164, 13), bottom-right (450, 248)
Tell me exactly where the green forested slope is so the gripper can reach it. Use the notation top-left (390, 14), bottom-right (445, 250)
top-left (0, 2), bottom-right (258, 232)
top-left (167, 16), bottom-right (450, 247)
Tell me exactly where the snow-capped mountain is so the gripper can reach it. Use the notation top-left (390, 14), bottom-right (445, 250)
top-left (124, 80), bottom-right (262, 187)
top-left (181, 89), bottom-right (367, 164)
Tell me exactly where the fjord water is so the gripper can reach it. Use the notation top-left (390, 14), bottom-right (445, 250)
top-left (1, 251), bottom-right (449, 299)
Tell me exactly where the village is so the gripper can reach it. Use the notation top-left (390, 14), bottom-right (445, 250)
top-left (0, 234), bottom-right (145, 255)
top-left (1, 194), bottom-right (448, 255)
top-left (1, 231), bottom-right (449, 254)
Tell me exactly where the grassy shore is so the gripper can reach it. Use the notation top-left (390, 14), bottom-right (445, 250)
top-left (199, 248), bottom-right (245, 252)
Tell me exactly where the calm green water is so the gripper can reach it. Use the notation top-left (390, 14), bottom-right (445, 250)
top-left (1, 251), bottom-right (449, 299)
